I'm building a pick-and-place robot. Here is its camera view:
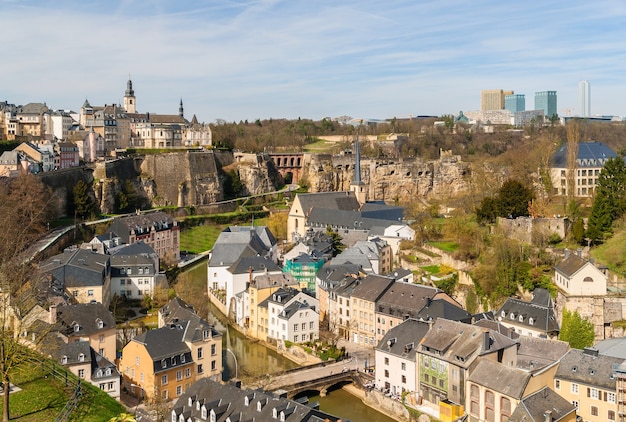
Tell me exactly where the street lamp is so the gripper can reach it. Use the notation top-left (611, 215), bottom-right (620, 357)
top-left (226, 348), bottom-right (238, 380)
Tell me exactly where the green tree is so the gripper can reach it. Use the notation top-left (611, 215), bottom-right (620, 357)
top-left (73, 180), bottom-right (96, 218)
top-left (587, 157), bottom-right (626, 243)
top-left (497, 179), bottom-right (534, 219)
top-left (325, 226), bottom-right (345, 256)
top-left (559, 308), bottom-right (595, 349)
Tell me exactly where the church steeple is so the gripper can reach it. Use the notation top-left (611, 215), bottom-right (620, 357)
top-left (123, 76), bottom-right (136, 113)
top-left (179, 98), bottom-right (184, 118)
top-left (350, 130), bottom-right (368, 204)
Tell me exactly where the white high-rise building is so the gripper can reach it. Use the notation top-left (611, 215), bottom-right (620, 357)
top-left (578, 80), bottom-right (590, 117)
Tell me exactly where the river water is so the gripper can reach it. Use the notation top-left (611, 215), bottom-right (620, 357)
top-left (184, 262), bottom-right (398, 422)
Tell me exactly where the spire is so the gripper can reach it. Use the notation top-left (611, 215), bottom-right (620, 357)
top-left (353, 132), bottom-right (362, 184)
top-left (125, 77), bottom-right (134, 97)
top-left (179, 98), bottom-right (184, 118)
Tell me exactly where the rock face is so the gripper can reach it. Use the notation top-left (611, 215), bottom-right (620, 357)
top-left (303, 153), bottom-right (471, 201)
top-left (39, 151), bottom-right (472, 215)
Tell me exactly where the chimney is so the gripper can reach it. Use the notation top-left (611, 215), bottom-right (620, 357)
top-left (576, 248), bottom-right (582, 258)
top-left (482, 330), bottom-right (491, 351)
top-left (49, 304), bottom-right (57, 324)
top-left (564, 249), bottom-right (570, 259)
top-left (543, 410), bottom-right (552, 422)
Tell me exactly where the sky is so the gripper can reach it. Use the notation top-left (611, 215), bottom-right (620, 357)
top-left (2, 0), bottom-right (626, 123)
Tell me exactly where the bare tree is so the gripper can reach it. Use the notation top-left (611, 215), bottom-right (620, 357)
top-left (0, 175), bottom-right (58, 421)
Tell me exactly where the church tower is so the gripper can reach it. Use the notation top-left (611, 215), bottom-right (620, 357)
top-left (179, 98), bottom-right (184, 118)
top-left (123, 78), bottom-right (136, 113)
top-left (350, 133), bottom-right (369, 205)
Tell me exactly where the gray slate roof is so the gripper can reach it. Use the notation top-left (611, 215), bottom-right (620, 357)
top-left (555, 347), bottom-right (625, 390)
top-left (376, 282), bottom-right (442, 320)
top-left (554, 253), bottom-right (588, 277)
top-left (468, 358), bottom-right (530, 399)
top-left (40, 248), bottom-right (109, 288)
top-left (415, 298), bottom-right (472, 323)
top-left (172, 377), bottom-right (342, 422)
top-left (228, 256), bottom-right (280, 274)
top-left (209, 229), bottom-right (271, 267)
top-left (496, 288), bottom-right (560, 335)
top-left (551, 141), bottom-right (617, 168)
top-left (295, 192), bottom-right (360, 216)
top-left (509, 386), bottom-right (576, 422)
top-left (350, 274), bottom-right (395, 303)
top-left (55, 302), bottom-right (115, 337)
top-left (107, 211), bottom-right (176, 244)
top-left (376, 319), bottom-right (430, 362)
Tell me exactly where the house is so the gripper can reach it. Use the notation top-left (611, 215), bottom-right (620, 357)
top-left (265, 287), bottom-right (319, 344)
top-left (107, 211), bottom-right (180, 263)
top-left (171, 377), bottom-right (343, 422)
top-left (207, 225), bottom-right (278, 314)
top-left (349, 274), bottom-right (395, 346)
top-left (53, 302), bottom-right (117, 361)
top-left (50, 340), bottom-right (121, 399)
top-left (554, 347), bottom-right (623, 422)
top-left (119, 311), bottom-right (222, 402)
top-left (418, 319), bottom-right (518, 410)
top-left (316, 262), bottom-right (363, 338)
top-left (287, 191), bottom-right (360, 241)
top-left (331, 238), bottom-right (392, 275)
top-left (14, 141), bottom-right (54, 172)
top-left (39, 248), bottom-right (112, 307)
top-left (238, 273), bottom-right (300, 341)
top-left (508, 386), bottom-right (577, 422)
top-left (56, 141), bottom-right (80, 169)
top-left (554, 249), bottom-right (607, 296)
top-left (376, 282), bottom-right (463, 342)
top-left (109, 242), bottom-right (163, 300)
top-left (375, 318), bottom-right (430, 396)
top-left (495, 288), bottom-right (560, 339)
top-left (549, 141), bottom-right (618, 197)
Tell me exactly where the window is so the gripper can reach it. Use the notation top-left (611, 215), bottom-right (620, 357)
top-left (401, 362), bottom-right (406, 371)
top-left (62, 356), bottom-right (68, 364)
top-left (162, 390), bottom-right (168, 400)
top-left (302, 323), bottom-right (306, 330)
top-left (384, 370), bottom-right (389, 378)
top-left (198, 364), bottom-right (203, 374)
top-left (401, 375), bottom-right (406, 384)
top-left (571, 383), bottom-right (579, 394)
top-left (78, 353), bottom-right (85, 362)
top-left (384, 357), bottom-right (389, 365)
top-left (555, 379), bottom-right (560, 389)
top-left (591, 406), bottom-right (598, 416)
top-left (185, 368), bottom-right (191, 378)
top-left (609, 410), bottom-right (616, 421)
top-left (501, 397), bottom-right (511, 421)
top-left (608, 392), bottom-right (616, 403)
top-left (88, 289), bottom-right (94, 297)
top-left (176, 370), bottom-right (182, 381)
top-left (176, 385), bottom-right (182, 396)
top-left (162, 375), bottom-right (168, 385)
top-left (99, 334), bottom-right (104, 343)
top-left (589, 388), bottom-right (599, 400)
top-left (211, 344), bottom-right (216, 356)
top-left (294, 324), bottom-right (298, 332)
top-left (198, 347), bottom-right (203, 359)
top-left (211, 360), bottom-right (217, 370)
top-left (572, 400), bottom-right (578, 410)
top-left (78, 369), bottom-right (85, 378)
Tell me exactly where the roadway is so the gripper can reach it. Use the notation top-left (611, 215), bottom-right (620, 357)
top-left (259, 359), bottom-right (357, 391)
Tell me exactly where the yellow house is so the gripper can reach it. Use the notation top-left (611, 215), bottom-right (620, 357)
top-left (554, 348), bottom-right (623, 422)
top-left (245, 273), bottom-right (300, 341)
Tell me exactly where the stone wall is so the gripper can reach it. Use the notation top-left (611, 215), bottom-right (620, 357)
top-left (555, 293), bottom-right (626, 341)
top-left (36, 166), bottom-right (95, 217)
top-left (302, 154), bottom-right (471, 201)
top-left (498, 216), bottom-right (569, 244)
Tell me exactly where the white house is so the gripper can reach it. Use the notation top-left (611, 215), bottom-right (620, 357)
top-left (375, 319), bottom-right (430, 396)
top-left (554, 249), bottom-right (607, 296)
top-left (267, 288), bottom-right (319, 343)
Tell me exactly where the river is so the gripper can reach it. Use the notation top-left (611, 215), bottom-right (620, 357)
top-left (184, 261), bottom-right (398, 422)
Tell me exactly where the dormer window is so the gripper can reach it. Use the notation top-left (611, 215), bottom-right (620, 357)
top-left (272, 408), bottom-right (278, 419)
top-left (510, 313), bottom-right (515, 320)
top-left (181, 354), bottom-right (185, 363)
top-left (501, 311), bottom-right (506, 318)
top-left (204, 330), bottom-right (210, 339)
top-left (528, 317), bottom-right (534, 325)
top-left (62, 356), bottom-right (68, 364)
top-left (210, 409), bottom-right (216, 422)
top-left (78, 353), bottom-right (85, 362)
top-left (162, 359), bottom-right (167, 369)
top-left (171, 356), bottom-right (175, 365)
top-left (201, 406), bottom-right (207, 420)
top-left (518, 315), bottom-right (524, 322)
top-left (171, 410), bottom-right (177, 422)
top-left (96, 318), bottom-right (104, 329)
top-left (97, 369), bottom-right (102, 377)
top-left (74, 324), bottom-right (81, 332)
top-left (105, 368), bottom-right (111, 376)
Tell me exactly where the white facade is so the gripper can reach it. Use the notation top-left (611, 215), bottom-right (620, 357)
top-left (554, 260), bottom-right (607, 296)
top-left (110, 257), bottom-right (157, 300)
top-left (268, 292), bottom-right (319, 343)
top-left (376, 348), bottom-right (416, 395)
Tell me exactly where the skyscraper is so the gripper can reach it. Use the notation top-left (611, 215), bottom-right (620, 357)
top-left (505, 94), bottom-right (525, 113)
top-left (481, 89), bottom-right (513, 111)
top-left (578, 80), bottom-right (590, 117)
top-left (535, 91), bottom-right (557, 119)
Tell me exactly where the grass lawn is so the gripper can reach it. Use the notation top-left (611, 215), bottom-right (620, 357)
top-left (421, 265), bottom-right (440, 274)
top-left (591, 229), bottom-right (626, 277)
top-left (302, 139), bottom-right (340, 153)
top-left (2, 358), bottom-right (125, 422)
top-left (427, 241), bottom-right (459, 253)
top-left (180, 218), bottom-right (269, 254)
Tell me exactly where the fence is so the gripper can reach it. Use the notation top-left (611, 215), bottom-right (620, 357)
top-left (40, 360), bottom-right (83, 422)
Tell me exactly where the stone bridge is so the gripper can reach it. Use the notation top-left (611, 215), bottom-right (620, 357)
top-left (268, 153), bottom-right (304, 184)
top-left (259, 360), bottom-right (372, 399)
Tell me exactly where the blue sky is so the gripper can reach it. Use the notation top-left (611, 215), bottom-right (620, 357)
top-left (2, 0), bottom-right (626, 122)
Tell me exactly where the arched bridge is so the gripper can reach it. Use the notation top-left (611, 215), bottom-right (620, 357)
top-left (257, 360), bottom-right (372, 399)
top-left (268, 153), bottom-right (304, 184)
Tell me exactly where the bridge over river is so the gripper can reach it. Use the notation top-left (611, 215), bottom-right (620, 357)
top-left (250, 359), bottom-right (373, 399)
